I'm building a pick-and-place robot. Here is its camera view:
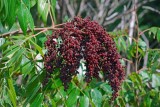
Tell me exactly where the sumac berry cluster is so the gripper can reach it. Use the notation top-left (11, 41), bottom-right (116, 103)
top-left (44, 17), bottom-right (125, 99)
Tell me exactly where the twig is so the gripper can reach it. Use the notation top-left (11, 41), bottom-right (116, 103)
top-left (135, 5), bottom-right (140, 73)
top-left (143, 6), bottom-right (160, 15)
top-left (49, 10), bottom-right (55, 27)
top-left (122, 58), bottom-right (133, 64)
top-left (139, 28), bottom-right (150, 35)
top-left (54, 23), bottom-right (67, 27)
top-left (136, 67), bottom-right (147, 74)
top-left (141, 33), bottom-right (149, 67)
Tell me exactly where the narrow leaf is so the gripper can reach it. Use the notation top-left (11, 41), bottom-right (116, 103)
top-left (7, 78), bottom-right (17, 107)
top-left (51, 0), bottom-right (57, 23)
top-left (30, 93), bottom-right (44, 107)
top-left (24, 83), bottom-right (41, 107)
top-left (41, 3), bottom-right (50, 23)
top-left (17, 3), bottom-right (28, 34)
top-left (6, 0), bottom-right (16, 28)
top-left (17, 2), bottom-right (34, 34)
top-left (3, 46), bottom-right (20, 59)
top-left (38, 0), bottom-right (50, 23)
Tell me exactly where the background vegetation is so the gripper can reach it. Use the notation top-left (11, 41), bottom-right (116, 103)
top-left (0, 0), bottom-right (160, 107)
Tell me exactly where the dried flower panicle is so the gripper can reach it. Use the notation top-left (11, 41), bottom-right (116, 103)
top-left (44, 16), bottom-right (125, 99)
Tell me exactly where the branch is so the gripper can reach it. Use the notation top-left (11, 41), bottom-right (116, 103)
top-left (0, 23), bottom-right (66, 38)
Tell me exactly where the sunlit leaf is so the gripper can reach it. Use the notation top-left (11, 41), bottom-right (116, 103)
top-left (17, 2), bottom-right (34, 34)
top-left (91, 88), bottom-right (102, 107)
top-left (152, 74), bottom-right (160, 88)
top-left (51, 0), bottom-right (57, 24)
top-left (79, 96), bottom-right (89, 107)
top-left (38, 0), bottom-right (50, 23)
top-left (66, 88), bottom-right (80, 107)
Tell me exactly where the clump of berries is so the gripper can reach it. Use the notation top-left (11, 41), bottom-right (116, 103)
top-left (44, 16), bottom-right (125, 99)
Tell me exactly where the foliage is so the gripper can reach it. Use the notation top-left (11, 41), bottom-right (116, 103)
top-left (0, 0), bottom-right (160, 107)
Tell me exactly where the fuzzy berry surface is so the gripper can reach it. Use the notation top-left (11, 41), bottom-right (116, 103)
top-left (44, 16), bottom-right (125, 99)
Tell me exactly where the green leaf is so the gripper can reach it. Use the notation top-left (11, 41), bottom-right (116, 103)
top-left (30, 39), bottom-right (44, 57)
top-left (129, 72), bottom-right (143, 90)
top-left (116, 97), bottom-right (125, 107)
top-left (102, 100), bottom-right (110, 107)
top-left (27, 10), bottom-right (34, 31)
top-left (66, 88), bottom-right (80, 107)
top-left (138, 39), bottom-right (147, 51)
top-left (0, 0), bottom-right (4, 12)
top-left (24, 83), bottom-right (41, 107)
top-left (100, 83), bottom-right (112, 94)
top-left (91, 88), bottom-right (102, 107)
top-left (41, 3), bottom-right (50, 23)
top-left (3, 0), bottom-right (8, 21)
top-left (79, 96), bottom-right (89, 107)
top-left (149, 27), bottom-right (160, 42)
top-left (23, 0), bottom-right (30, 9)
top-left (0, 40), bottom-right (12, 51)
top-left (157, 29), bottom-right (160, 42)
top-left (51, 78), bottom-right (62, 89)
top-left (30, 93), bottom-right (44, 107)
top-left (38, 0), bottom-right (50, 23)
top-left (0, 38), bottom-right (5, 48)
top-left (3, 46), bottom-right (20, 59)
top-left (51, 0), bottom-right (57, 24)
top-left (139, 70), bottom-right (150, 82)
top-left (124, 90), bottom-right (134, 102)
top-left (152, 74), bottom-right (160, 88)
top-left (17, 3), bottom-right (28, 34)
top-left (30, 0), bottom-right (37, 7)
top-left (149, 27), bottom-right (158, 37)
top-left (141, 94), bottom-right (152, 107)
top-left (7, 48), bottom-right (24, 67)
top-left (138, 47), bottom-right (145, 56)
top-left (3, 45), bottom-right (18, 55)
top-left (38, 0), bottom-right (46, 15)
top-left (17, 2), bottom-right (34, 34)
top-left (120, 37), bottom-right (126, 51)
top-left (51, 99), bottom-right (56, 107)
top-left (5, 0), bottom-right (16, 28)
top-left (7, 78), bottom-right (17, 107)
top-left (21, 61), bottom-right (34, 75)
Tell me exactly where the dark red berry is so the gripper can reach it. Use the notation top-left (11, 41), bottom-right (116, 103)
top-left (44, 16), bottom-right (125, 99)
